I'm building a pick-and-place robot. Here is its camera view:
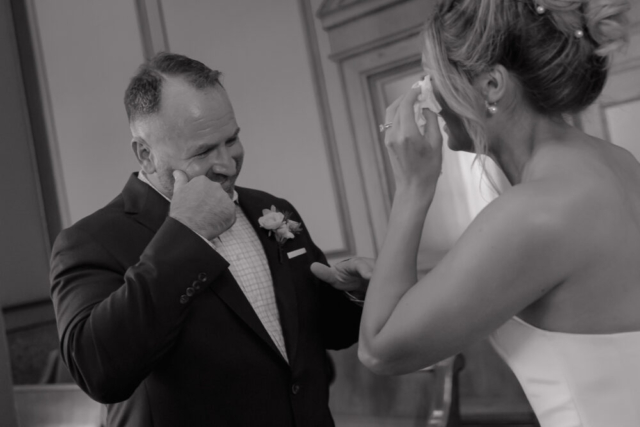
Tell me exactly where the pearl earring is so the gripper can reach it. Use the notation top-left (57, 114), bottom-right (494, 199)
top-left (485, 100), bottom-right (498, 115)
top-left (535, 5), bottom-right (545, 14)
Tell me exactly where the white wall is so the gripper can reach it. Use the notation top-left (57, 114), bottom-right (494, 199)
top-left (606, 98), bottom-right (640, 160)
top-left (0, 0), bottom-right (52, 308)
top-left (33, 0), bottom-right (144, 225)
top-left (161, 0), bottom-right (348, 254)
top-left (32, 0), bottom-right (377, 259)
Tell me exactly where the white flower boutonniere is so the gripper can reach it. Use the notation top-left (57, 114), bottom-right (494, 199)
top-left (259, 206), bottom-right (303, 263)
top-left (258, 205), bottom-right (303, 244)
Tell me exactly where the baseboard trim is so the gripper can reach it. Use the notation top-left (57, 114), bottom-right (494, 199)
top-left (3, 300), bottom-right (56, 333)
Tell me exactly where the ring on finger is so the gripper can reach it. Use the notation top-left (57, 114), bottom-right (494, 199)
top-left (379, 123), bottom-right (393, 133)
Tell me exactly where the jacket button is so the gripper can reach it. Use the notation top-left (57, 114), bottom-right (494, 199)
top-left (198, 273), bottom-right (208, 282)
top-left (179, 295), bottom-right (189, 304)
top-left (186, 287), bottom-right (195, 297)
top-left (291, 384), bottom-right (300, 395)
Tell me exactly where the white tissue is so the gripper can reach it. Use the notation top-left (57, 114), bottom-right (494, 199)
top-left (412, 75), bottom-right (442, 136)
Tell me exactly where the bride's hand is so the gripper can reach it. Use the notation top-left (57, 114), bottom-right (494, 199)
top-left (384, 87), bottom-right (443, 193)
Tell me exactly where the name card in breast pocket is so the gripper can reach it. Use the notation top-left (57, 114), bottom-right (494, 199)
top-left (287, 248), bottom-right (307, 260)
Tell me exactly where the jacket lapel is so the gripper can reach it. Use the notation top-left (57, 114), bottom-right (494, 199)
top-left (211, 269), bottom-right (287, 362)
top-left (237, 187), bottom-right (300, 364)
top-left (122, 173), bottom-right (170, 233)
top-left (122, 174), bottom-right (288, 363)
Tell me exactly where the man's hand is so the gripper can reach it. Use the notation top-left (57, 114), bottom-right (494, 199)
top-left (169, 170), bottom-right (236, 240)
top-left (310, 257), bottom-right (375, 297)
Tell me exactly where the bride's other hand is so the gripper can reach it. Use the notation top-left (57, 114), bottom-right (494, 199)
top-left (384, 87), bottom-right (443, 193)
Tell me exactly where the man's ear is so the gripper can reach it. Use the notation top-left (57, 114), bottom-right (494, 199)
top-left (131, 138), bottom-right (156, 174)
top-left (474, 64), bottom-right (509, 104)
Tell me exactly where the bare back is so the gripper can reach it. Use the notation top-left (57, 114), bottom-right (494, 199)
top-left (518, 132), bottom-right (640, 333)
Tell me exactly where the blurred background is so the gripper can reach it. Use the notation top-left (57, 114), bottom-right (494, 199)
top-left (1, 0), bottom-right (639, 426)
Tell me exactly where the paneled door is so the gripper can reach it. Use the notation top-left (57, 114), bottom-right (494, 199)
top-left (329, 31), bottom-right (533, 425)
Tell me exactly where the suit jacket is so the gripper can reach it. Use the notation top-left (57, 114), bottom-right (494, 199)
top-left (50, 173), bottom-right (362, 427)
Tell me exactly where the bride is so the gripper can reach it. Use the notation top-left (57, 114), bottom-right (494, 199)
top-left (355, 0), bottom-right (639, 425)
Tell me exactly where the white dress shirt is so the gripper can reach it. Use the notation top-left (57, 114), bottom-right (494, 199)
top-left (138, 172), bottom-right (288, 362)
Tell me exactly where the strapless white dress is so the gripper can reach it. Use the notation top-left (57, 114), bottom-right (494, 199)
top-left (489, 317), bottom-right (640, 427)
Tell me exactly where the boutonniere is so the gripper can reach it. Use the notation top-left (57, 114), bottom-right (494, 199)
top-left (258, 206), bottom-right (303, 262)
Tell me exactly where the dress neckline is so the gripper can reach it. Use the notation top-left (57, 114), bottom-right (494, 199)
top-left (511, 316), bottom-right (640, 337)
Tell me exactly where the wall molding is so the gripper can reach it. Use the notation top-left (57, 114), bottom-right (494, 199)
top-left (319, 0), bottom-right (430, 61)
top-left (135, 0), bottom-right (170, 58)
top-left (11, 0), bottom-right (71, 240)
top-left (313, 0), bottom-right (432, 257)
top-left (318, 0), bottom-right (411, 31)
top-left (328, 23), bottom-right (423, 62)
top-left (0, 302), bottom-right (18, 426)
top-left (298, 0), bottom-right (356, 258)
top-left (1, 0), bottom-right (57, 322)
top-left (337, 34), bottom-right (424, 252)
top-left (2, 300), bottom-right (55, 334)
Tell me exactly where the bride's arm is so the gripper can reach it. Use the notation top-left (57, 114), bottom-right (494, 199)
top-left (358, 87), bottom-right (442, 370)
top-left (359, 187), bottom-right (571, 374)
top-left (358, 91), bottom-right (573, 375)
top-left (357, 186), bottom-right (433, 360)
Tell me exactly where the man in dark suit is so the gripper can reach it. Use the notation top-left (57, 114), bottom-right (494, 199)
top-left (50, 52), bottom-right (369, 426)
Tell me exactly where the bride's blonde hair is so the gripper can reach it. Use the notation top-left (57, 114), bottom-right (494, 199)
top-left (423, 0), bottom-right (630, 159)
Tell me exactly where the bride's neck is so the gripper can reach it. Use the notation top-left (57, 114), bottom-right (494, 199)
top-left (487, 111), bottom-right (571, 186)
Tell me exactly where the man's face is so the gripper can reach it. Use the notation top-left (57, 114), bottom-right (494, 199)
top-left (134, 77), bottom-right (244, 198)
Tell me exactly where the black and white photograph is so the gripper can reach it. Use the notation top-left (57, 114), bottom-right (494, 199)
top-left (1, 0), bottom-right (639, 426)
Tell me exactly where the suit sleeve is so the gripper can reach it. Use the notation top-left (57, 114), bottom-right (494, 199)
top-left (50, 217), bottom-right (229, 404)
top-left (285, 202), bottom-right (362, 351)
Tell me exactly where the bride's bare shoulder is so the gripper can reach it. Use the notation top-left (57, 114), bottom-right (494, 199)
top-left (476, 137), bottom-right (634, 250)
top-left (475, 179), bottom-right (571, 235)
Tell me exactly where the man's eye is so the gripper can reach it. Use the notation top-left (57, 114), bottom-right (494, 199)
top-left (226, 137), bottom-right (238, 146)
top-left (196, 149), bottom-right (211, 158)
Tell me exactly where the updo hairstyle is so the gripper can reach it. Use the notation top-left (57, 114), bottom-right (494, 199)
top-left (423, 0), bottom-right (630, 155)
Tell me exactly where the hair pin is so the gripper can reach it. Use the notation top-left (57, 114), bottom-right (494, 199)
top-left (575, 29), bottom-right (584, 38)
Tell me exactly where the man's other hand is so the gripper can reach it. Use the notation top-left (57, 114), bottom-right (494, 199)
top-left (310, 257), bottom-right (374, 297)
top-left (169, 170), bottom-right (236, 240)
